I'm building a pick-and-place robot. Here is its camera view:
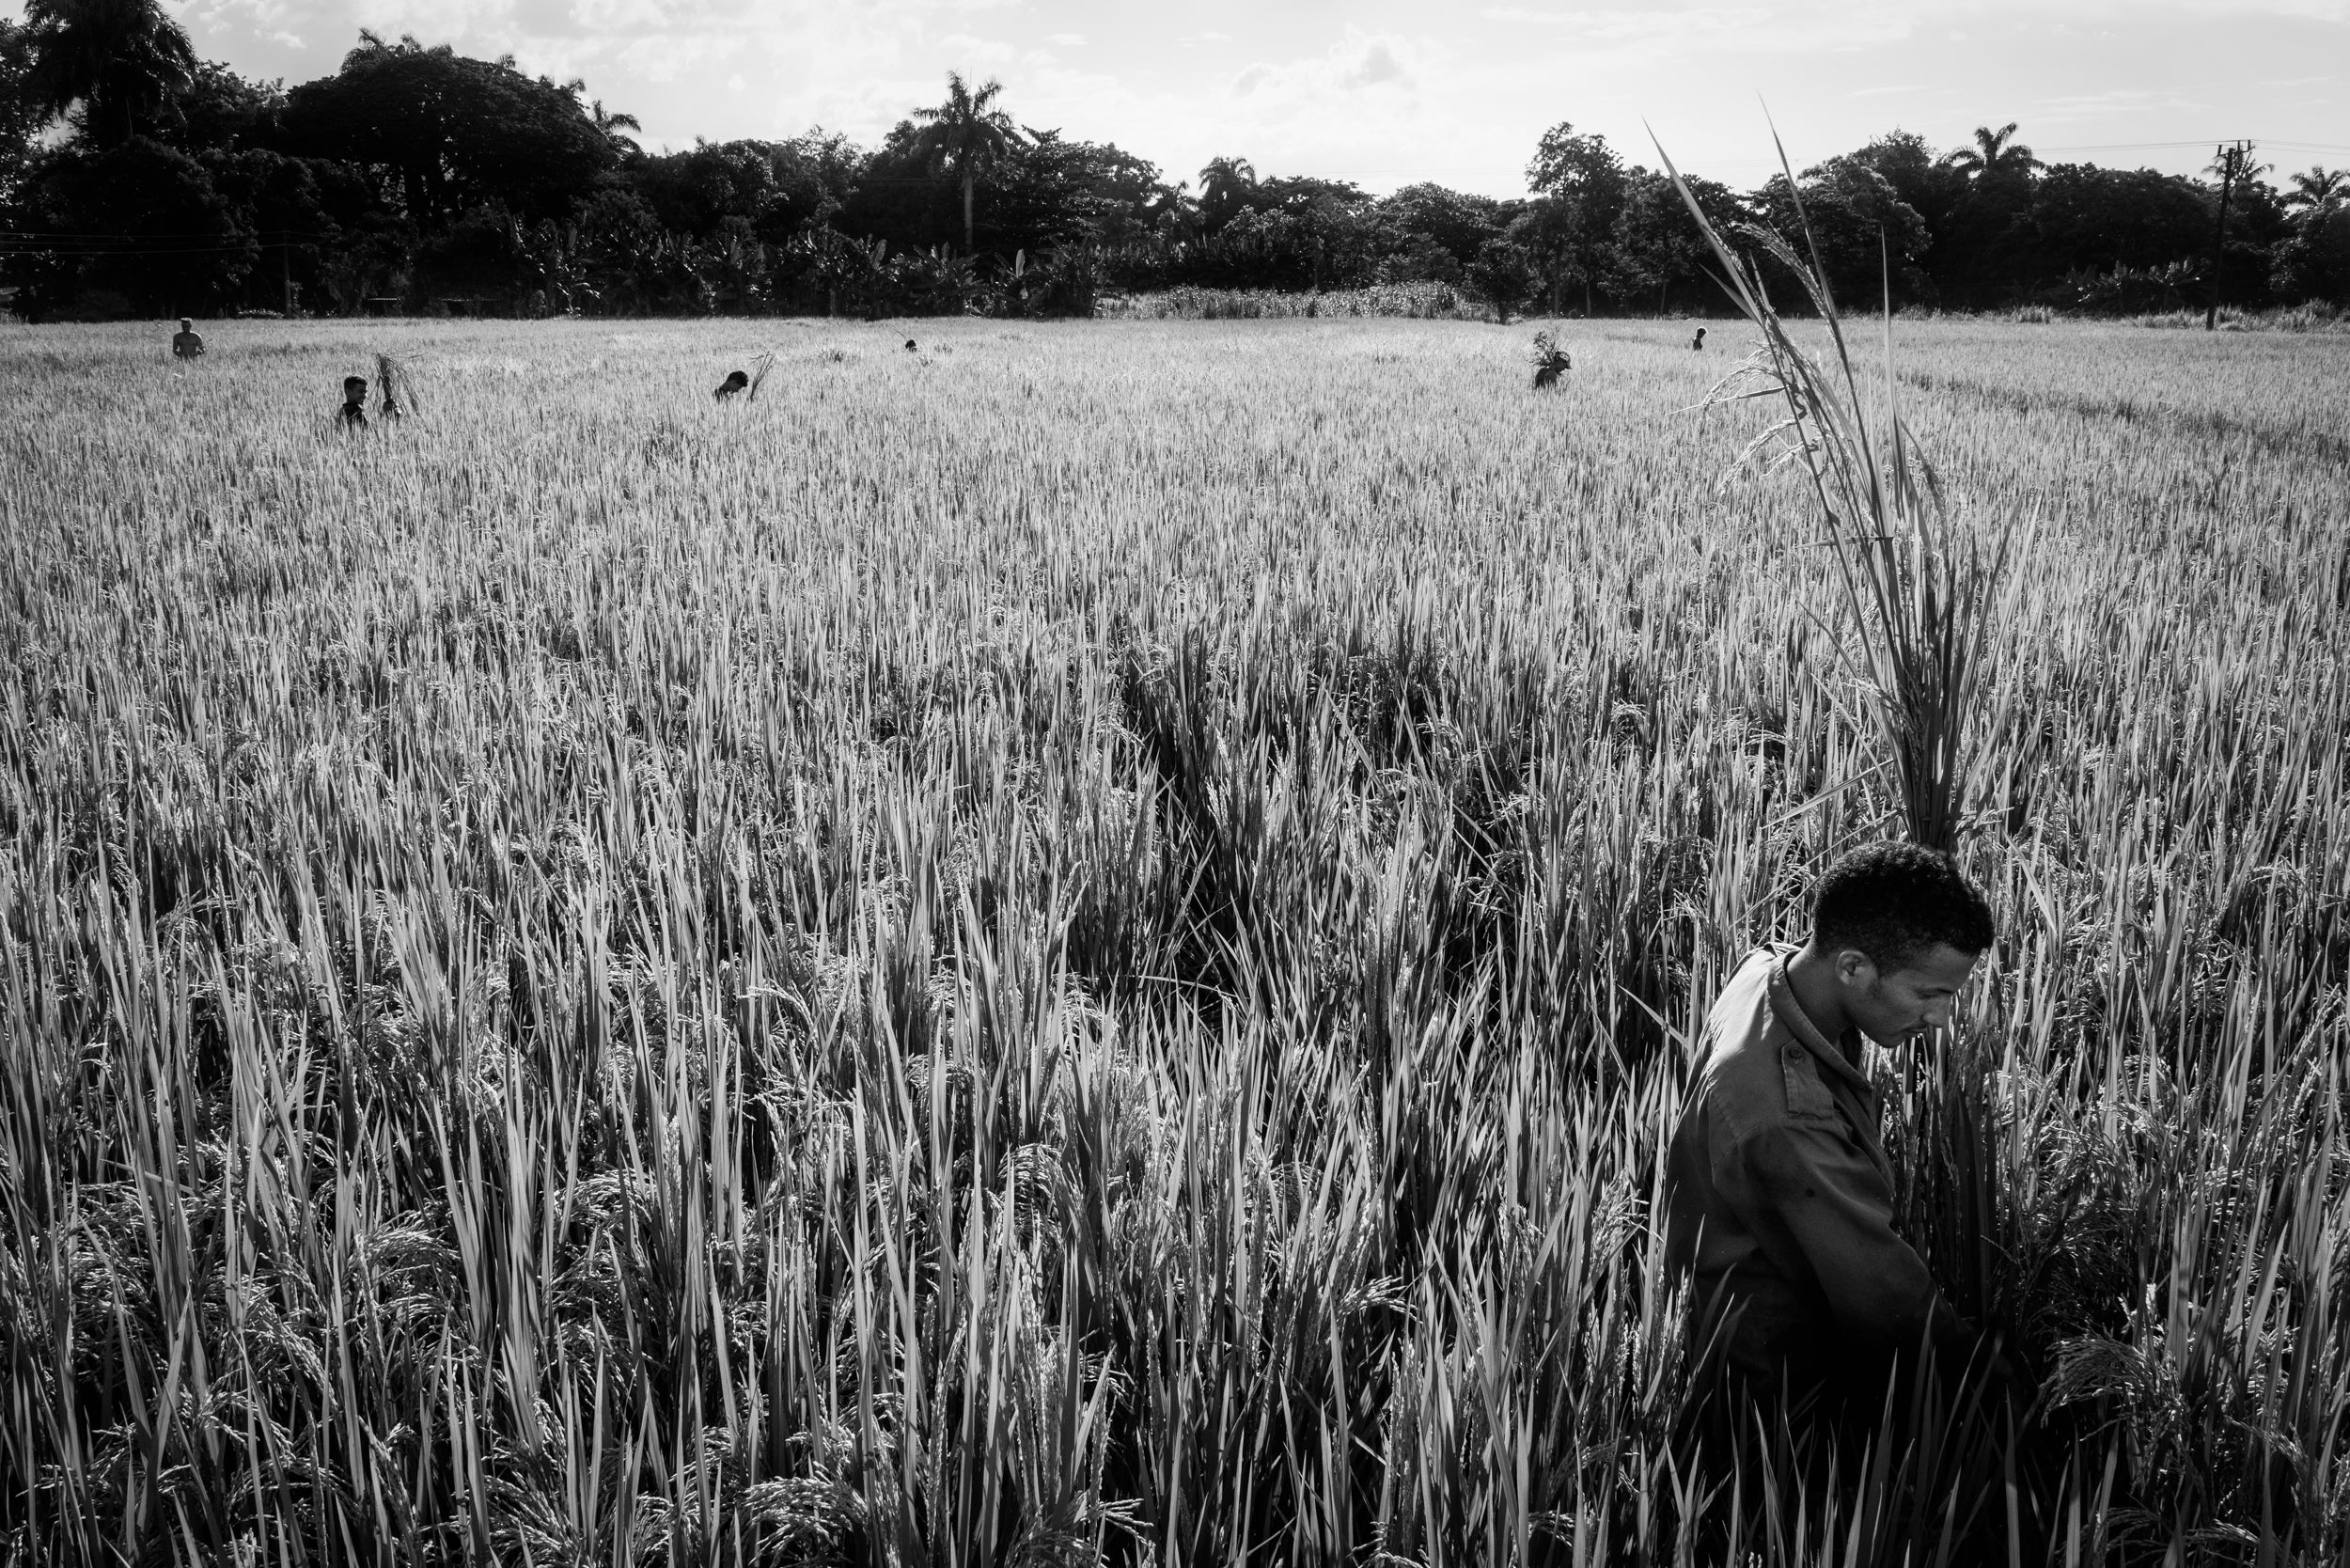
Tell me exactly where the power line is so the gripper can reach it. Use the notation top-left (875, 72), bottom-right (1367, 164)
top-left (1, 227), bottom-right (341, 241)
top-left (0, 241), bottom-right (283, 257)
top-left (2035, 139), bottom-right (2350, 153)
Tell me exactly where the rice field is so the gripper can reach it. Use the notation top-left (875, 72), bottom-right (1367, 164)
top-left (1, 313), bottom-right (2346, 1565)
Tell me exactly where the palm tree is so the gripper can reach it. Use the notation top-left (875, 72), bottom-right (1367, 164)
top-left (1198, 154), bottom-right (1257, 230)
top-left (1941, 122), bottom-right (2038, 182)
top-left (2285, 165), bottom-right (2344, 212)
top-left (590, 100), bottom-right (642, 158)
top-left (556, 74), bottom-right (642, 159)
top-left (912, 71), bottom-right (1022, 252)
top-left (1145, 180), bottom-right (1197, 239)
top-left (22, 0), bottom-right (196, 148)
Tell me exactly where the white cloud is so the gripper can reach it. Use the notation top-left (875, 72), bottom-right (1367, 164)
top-left (1344, 39), bottom-right (1408, 86)
top-left (145, 0), bottom-right (2350, 198)
top-left (2032, 87), bottom-right (2207, 124)
top-left (1477, 4), bottom-right (1906, 55)
top-left (1232, 31), bottom-right (1419, 106)
top-left (1480, 6), bottom-right (1770, 39)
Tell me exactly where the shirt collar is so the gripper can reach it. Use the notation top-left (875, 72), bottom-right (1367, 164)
top-left (1767, 949), bottom-right (1873, 1092)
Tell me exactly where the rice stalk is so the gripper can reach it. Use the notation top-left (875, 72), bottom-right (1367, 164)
top-left (1655, 122), bottom-right (2017, 854)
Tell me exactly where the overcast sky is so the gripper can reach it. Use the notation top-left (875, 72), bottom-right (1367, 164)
top-left (17, 1), bottom-right (2349, 194)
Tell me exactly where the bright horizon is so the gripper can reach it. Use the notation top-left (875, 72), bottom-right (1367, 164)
top-left (11, 1), bottom-right (2348, 195)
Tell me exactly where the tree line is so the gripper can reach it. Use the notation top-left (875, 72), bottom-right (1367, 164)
top-left (2, 3), bottom-right (2344, 322)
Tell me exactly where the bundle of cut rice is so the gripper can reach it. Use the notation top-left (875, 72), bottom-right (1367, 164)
top-left (1529, 331), bottom-right (1572, 390)
top-left (376, 353), bottom-right (418, 419)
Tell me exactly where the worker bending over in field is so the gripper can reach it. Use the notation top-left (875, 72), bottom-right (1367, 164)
top-left (1530, 331), bottom-right (1571, 389)
top-left (172, 318), bottom-right (205, 359)
top-left (714, 369), bottom-right (749, 400)
top-left (339, 376), bottom-right (369, 429)
top-left (1691, 325), bottom-right (1707, 352)
top-left (1664, 842), bottom-right (2013, 1402)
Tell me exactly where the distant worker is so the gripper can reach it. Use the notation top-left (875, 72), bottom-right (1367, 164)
top-left (1530, 330), bottom-right (1571, 390)
top-left (714, 369), bottom-right (749, 401)
top-left (172, 318), bottom-right (205, 359)
top-left (1664, 842), bottom-right (2018, 1403)
top-left (905, 339), bottom-right (917, 352)
top-left (1691, 325), bottom-right (1707, 352)
top-left (339, 376), bottom-right (369, 430)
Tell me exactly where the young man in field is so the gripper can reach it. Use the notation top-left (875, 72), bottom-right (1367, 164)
top-left (339, 375), bottom-right (369, 429)
top-left (1664, 841), bottom-right (2009, 1399)
top-left (172, 318), bottom-right (205, 359)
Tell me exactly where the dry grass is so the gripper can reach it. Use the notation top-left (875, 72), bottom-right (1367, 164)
top-left (0, 313), bottom-right (2346, 1564)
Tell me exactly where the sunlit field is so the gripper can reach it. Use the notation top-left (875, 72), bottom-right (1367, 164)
top-left (2, 313), bottom-right (2346, 1565)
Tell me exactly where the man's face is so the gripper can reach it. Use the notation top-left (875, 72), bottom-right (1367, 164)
top-left (345, 383), bottom-right (367, 406)
top-left (1839, 942), bottom-right (1982, 1046)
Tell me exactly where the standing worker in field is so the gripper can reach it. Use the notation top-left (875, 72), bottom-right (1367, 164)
top-left (1663, 841), bottom-right (2013, 1403)
top-left (172, 318), bottom-right (205, 359)
top-left (338, 375), bottom-right (369, 430)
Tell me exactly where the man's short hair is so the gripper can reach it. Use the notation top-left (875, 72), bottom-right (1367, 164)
top-left (344, 376), bottom-right (368, 391)
top-left (1812, 841), bottom-right (1995, 971)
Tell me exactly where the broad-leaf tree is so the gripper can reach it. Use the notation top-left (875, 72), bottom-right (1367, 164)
top-left (984, 131), bottom-right (1169, 251)
top-left (1377, 182), bottom-right (1508, 270)
top-left (173, 59), bottom-right (277, 152)
top-left (911, 71), bottom-right (1021, 252)
top-left (1526, 122), bottom-right (1627, 315)
top-left (1603, 166), bottom-right (1736, 315)
top-left (637, 140), bottom-right (789, 238)
top-left (1747, 162), bottom-right (1931, 309)
top-left (21, 0), bottom-right (196, 148)
top-left (1465, 237), bottom-right (1534, 322)
top-left (2270, 200), bottom-right (2350, 304)
top-left (280, 34), bottom-right (615, 224)
top-left (5, 135), bottom-right (253, 315)
top-left (0, 20), bottom-right (40, 203)
top-left (1842, 130), bottom-right (1967, 242)
top-left (2024, 164), bottom-right (2215, 280)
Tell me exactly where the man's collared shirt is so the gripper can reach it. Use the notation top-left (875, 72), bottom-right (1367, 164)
top-left (1662, 945), bottom-right (1963, 1377)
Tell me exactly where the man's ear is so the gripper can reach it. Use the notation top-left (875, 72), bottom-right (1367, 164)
top-left (1832, 948), bottom-right (1876, 988)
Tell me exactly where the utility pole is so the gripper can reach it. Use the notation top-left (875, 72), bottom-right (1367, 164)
top-left (2204, 140), bottom-right (2259, 331)
top-left (282, 230), bottom-right (292, 316)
